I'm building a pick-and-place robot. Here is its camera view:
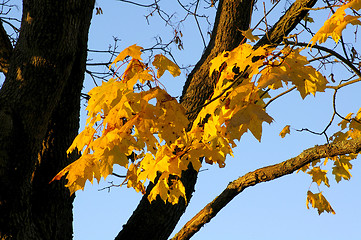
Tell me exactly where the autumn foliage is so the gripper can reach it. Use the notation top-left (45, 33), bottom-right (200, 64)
top-left (54, 0), bottom-right (361, 215)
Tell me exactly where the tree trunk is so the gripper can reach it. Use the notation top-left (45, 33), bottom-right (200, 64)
top-left (0, 0), bottom-right (95, 239)
top-left (115, 1), bottom-right (253, 239)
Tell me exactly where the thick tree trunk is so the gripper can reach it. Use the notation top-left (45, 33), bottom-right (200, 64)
top-left (115, 1), bottom-right (253, 239)
top-left (0, 0), bottom-right (95, 239)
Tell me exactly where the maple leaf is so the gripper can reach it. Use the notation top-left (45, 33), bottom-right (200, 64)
top-left (183, 148), bottom-right (203, 172)
top-left (332, 155), bottom-right (353, 182)
top-left (52, 155), bottom-right (101, 195)
top-left (152, 54), bottom-right (181, 78)
top-left (138, 153), bottom-right (158, 183)
top-left (67, 126), bottom-right (96, 154)
top-left (209, 51), bottom-right (230, 76)
top-left (279, 125), bottom-right (291, 138)
top-left (228, 104), bottom-right (273, 141)
top-left (307, 167), bottom-right (330, 187)
top-left (306, 191), bottom-right (335, 215)
top-left (109, 44), bottom-right (143, 69)
top-left (259, 48), bottom-right (328, 99)
top-left (148, 173), bottom-right (186, 204)
top-left (98, 145), bottom-right (128, 178)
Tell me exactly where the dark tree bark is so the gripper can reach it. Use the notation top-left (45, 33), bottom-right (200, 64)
top-left (115, 1), bottom-right (254, 239)
top-left (0, 0), bottom-right (95, 239)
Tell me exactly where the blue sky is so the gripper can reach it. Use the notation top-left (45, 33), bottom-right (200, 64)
top-left (72, 1), bottom-right (361, 239)
top-left (2, 1), bottom-right (360, 239)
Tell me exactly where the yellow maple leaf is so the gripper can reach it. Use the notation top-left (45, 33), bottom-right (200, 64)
top-left (307, 167), bottom-right (330, 187)
top-left (98, 145), bottom-right (128, 178)
top-left (279, 125), bottom-right (291, 138)
top-left (260, 48), bottom-right (328, 99)
top-left (67, 126), bottom-right (96, 154)
top-left (228, 104), bottom-right (273, 142)
top-left (52, 155), bottom-right (101, 195)
top-left (332, 155), bottom-right (353, 182)
top-left (109, 44), bottom-right (143, 69)
top-left (209, 51), bottom-right (230, 76)
top-left (148, 173), bottom-right (186, 204)
top-left (306, 191), bottom-right (335, 215)
top-left (152, 54), bottom-right (181, 78)
top-left (138, 153), bottom-right (158, 183)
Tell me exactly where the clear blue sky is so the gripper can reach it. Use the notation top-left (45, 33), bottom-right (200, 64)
top-left (4, 1), bottom-right (360, 239)
top-left (72, 1), bottom-right (361, 239)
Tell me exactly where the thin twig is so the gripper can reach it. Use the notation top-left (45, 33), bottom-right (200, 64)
top-left (264, 86), bottom-right (296, 109)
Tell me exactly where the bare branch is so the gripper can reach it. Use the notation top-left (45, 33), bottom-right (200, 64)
top-left (117, 0), bottom-right (158, 8)
top-left (285, 41), bottom-right (361, 79)
top-left (172, 137), bottom-right (361, 240)
top-left (264, 86), bottom-right (296, 109)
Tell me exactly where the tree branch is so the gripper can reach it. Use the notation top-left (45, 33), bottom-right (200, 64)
top-left (0, 19), bottom-right (13, 74)
top-left (255, 0), bottom-right (318, 47)
top-left (172, 137), bottom-right (361, 240)
top-left (285, 41), bottom-right (361, 80)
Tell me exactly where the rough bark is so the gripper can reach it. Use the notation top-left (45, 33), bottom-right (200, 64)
top-left (115, 1), bottom-right (254, 239)
top-left (172, 137), bottom-right (361, 240)
top-left (0, 0), bottom-right (95, 239)
top-left (0, 19), bottom-right (13, 74)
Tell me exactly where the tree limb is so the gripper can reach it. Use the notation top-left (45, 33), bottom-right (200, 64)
top-left (0, 19), bottom-right (13, 74)
top-left (172, 137), bottom-right (361, 240)
top-left (255, 0), bottom-right (318, 47)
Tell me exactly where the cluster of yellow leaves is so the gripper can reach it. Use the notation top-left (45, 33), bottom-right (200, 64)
top-left (54, 39), bottom-right (332, 205)
top-left (259, 47), bottom-right (328, 99)
top-left (310, 0), bottom-right (361, 45)
top-left (331, 108), bottom-right (361, 142)
top-left (298, 154), bottom-right (356, 214)
top-left (53, 45), bottom-right (190, 204)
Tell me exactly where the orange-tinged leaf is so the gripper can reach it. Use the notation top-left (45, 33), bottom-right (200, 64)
top-left (279, 125), bottom-right (290, 138)
top-left (152, 54), bottom-right (181, 78)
